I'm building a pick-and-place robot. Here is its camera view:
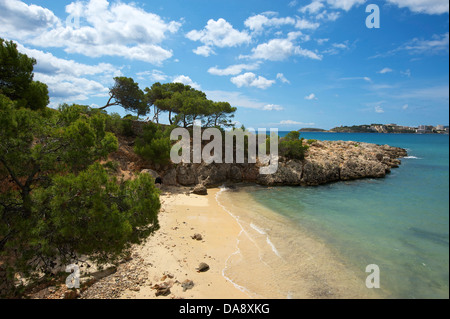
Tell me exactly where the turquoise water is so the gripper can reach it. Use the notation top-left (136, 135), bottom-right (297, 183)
top-left (249, 132), bottom-right (449, 299)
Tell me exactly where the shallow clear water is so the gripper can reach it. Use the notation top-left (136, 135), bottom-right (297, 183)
top-left (227, 133), bottom-right (449, 298)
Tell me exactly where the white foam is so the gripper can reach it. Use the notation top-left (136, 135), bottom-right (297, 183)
top-left (266, 237), bottom-right (281, 258)
top-left (250, 223), bottom-right (267, 235)
top-left (251, 223), bottom-right (282, 258)
top-left (403, 156), bottom-right (421, 159)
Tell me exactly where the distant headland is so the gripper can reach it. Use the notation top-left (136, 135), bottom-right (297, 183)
top-left (299, 124), bottom-right (449, 134)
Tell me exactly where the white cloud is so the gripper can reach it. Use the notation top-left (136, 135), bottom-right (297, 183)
top-left (35, 73), bottom-right (109, 101)
top-left (401, 69), bottom-right (412, 77)
top-left (12, 43), bottom-right (122, 106)
top-left (326, 0), bottom-right (366, 11)
top-left (205, 90), bottom-right (283, 111)
top-left (251, 38), bottom-right (295, 61)
top-left (316, 38), bottom-right (330, 45)
top-left (401, 32), bottom-right (449, 55)
top-left (386, 0), bottom-right (449, 15)
top-left (276, 73), bottom-right (290, 84)
top-left (230, 72), bottom-right (275, 89)
top-left (378, 67), bottom-right (393, 74)
top-left (299, 1), bottom-right (325, 14)
top-left (172, 75), bottom-right (201, 90)
top-left (315, 10), bottom-right (341, 21)
top-left (16, 43), bottom-right (118, 78)
top-left (402, 104), bottom-right (409, 110)
top-left (305, 93), bottom-right (318, 100)
top-left (208, 63), bottom-right (261, 76)
top-left (289, 0), bottom-right (299, 7)
top-left (340, 76), bottom-right (372, 82)
top-left (294, 47), bottom-right (323, 60)
top-left (295, 18), bottom-right (320, 30)
top-left (244, 14), bottom-right (295, 32)
top-left (249, 38), bottom-right (322, 61)
top-left (263, 104), bottom-right (284, 111)
top-left (193, 45), bottom-right (216, 57)
top-left (374, 106), bottom-right (384, 113)
top-left (278, 120), bottom-right (316, 126)
top-left (333, 43), bottom-right (348, 49)
top-left (3, 0), bottom-right (181, 65)
top-left (136, 70), bottom-right (168, 82)
top-left (186, 18), bottom-right (251, 54)
top-left (0, 0), bottom-right (60, 37)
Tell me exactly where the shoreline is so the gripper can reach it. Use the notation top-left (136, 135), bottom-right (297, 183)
top-left (78, 184), bottom-right (383, 299)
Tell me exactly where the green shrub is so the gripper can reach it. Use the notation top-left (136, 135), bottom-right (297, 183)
top-left (134, 122), bottom-right (171, 165)
top-left (279, 131), bottom-right (309, 160)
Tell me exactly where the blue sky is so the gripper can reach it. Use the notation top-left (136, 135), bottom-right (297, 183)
top-left (1, 0), bottom-right (448, 129)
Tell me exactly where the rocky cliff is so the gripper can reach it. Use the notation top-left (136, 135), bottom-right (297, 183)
top-left (152, 140), bottom-right (407, 187)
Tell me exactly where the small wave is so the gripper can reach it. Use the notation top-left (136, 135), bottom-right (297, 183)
top-left (403, 156), bottom-right (422, 159)
top-left (266, 237), bottom-right (281, 258)
top-left (250, 223), bottom-right (281, 258)
top-left (250, 223), bottom-right (267, 235)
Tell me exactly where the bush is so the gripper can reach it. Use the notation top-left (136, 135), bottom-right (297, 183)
top-left (0, 102), bottom-right (160, 289)
top-left (134, 122), bottom-right (171, 165)
top-left (279, 131), bottom-right (309, 160)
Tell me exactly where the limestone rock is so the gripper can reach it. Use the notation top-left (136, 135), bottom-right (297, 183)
top-left (192, 184), bottom-right (208, 195)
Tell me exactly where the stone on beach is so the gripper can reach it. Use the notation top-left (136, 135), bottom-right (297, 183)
top-left (196, 262), bottom-right (210, 273)
top-left (192, 184), bottom-right (208, 195)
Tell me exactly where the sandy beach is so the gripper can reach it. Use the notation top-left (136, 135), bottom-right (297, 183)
top-left (73, 185), bottom-right (381, 299)
top-left (116, 187), bottom-right (250, 299)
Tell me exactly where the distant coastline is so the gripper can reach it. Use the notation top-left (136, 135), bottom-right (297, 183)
top-left (299, 124), bottom-right (449, 134)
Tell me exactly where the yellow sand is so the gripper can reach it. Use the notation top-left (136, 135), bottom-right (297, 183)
top-left (120, 187), bottom-right (249, 299)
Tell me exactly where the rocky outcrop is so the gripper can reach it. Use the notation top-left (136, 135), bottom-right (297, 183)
top-left (141, 140), bottom-right (407, 188)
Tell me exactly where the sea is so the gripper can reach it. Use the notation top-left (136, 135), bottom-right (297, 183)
top-left (216, 132), bottom-right (449, 299)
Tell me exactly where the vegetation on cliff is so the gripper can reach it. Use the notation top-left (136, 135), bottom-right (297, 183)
top-left (0, 39), bottom-right (161, 296)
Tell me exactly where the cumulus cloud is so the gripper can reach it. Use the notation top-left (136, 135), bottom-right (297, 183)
top-left (12, 43), bottom-right (122, 105)
top-left (244, 14), bottom-right (296, 33)
top-left (295, 18), bottom-right (320, 30)
top-left (305, 93), bottom-right (318, 100)
top-left (172, 75), bottom-right (201, 90)
top-left (249, 38), bottom-right (322, 61)
top-left (205, 90), bottom-right (283, 111)
top-left (230, 72), bottom-right (275, 89)
top-left (326, 0), bottom-right (366, 11)
top-left (299, 1), bottom-right (325, 14)
top-left (0, 0), bottom-right (60, 36)
top-left (1, 0), bottom-right (181, 65)
top-left (193, 45), bottom-right (216, 57)
top-left (276, 73), bottom-right (290, 84)
top-left (386, 0), bottom-right (449, 14)
top-left (208, 63), bottom-right (261, 76)
top-left (186, 18), bottom-right (251, 55)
